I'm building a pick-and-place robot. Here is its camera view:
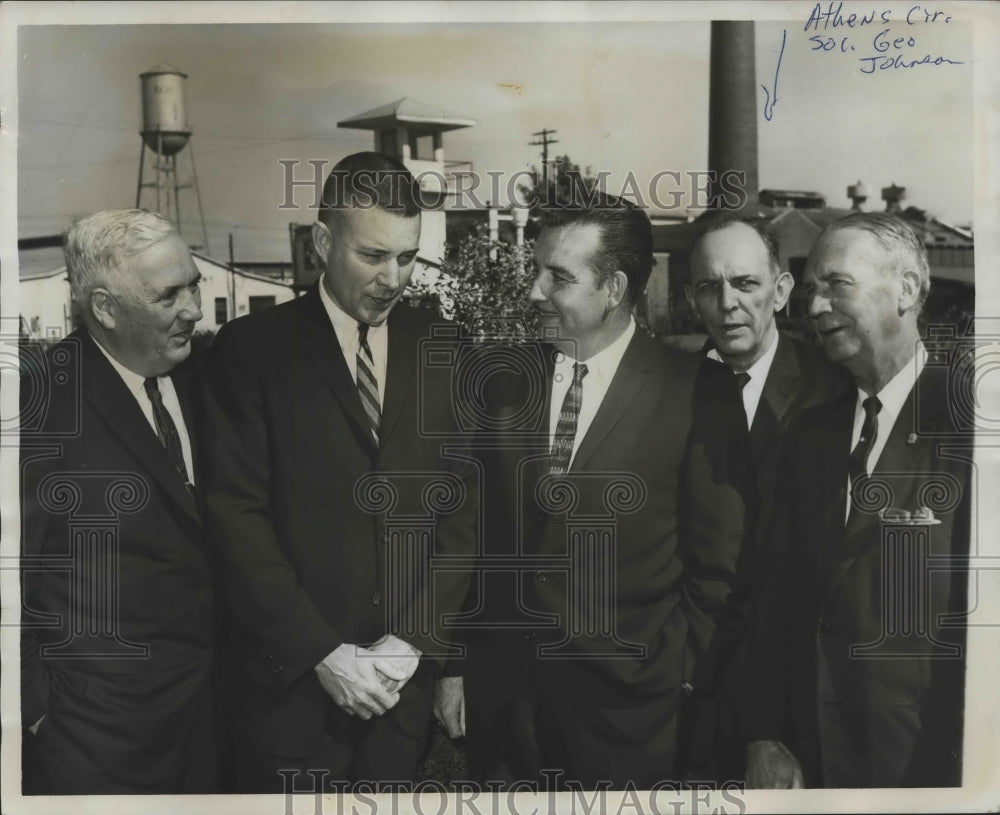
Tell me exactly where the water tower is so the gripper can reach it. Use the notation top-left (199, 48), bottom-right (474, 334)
top-left (136, 63), bottom-right (209, 252)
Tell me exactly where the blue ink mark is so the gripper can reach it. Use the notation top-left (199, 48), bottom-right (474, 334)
top-left (762, 29), bottom-right (787, 121)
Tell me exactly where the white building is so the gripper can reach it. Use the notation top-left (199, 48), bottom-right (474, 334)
top-left (18, 246), bottom-right (295, 341)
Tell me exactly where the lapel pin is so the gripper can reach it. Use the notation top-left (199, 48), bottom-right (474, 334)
top-left (907, 433), bottom-right (918, 445)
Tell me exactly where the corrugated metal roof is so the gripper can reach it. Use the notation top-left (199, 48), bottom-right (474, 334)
top-left (18, 246), bottom-right (67, 281)
top-left (191, 251), bottom-right (294, 287)
top-left (651, 205), bottom-right (973, 254)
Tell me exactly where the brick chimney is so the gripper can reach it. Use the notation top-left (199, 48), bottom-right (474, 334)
top-left (709, 22), bottom-right (759, 212)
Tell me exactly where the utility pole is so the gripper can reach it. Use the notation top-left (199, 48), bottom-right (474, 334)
top-left (529, 128), bottom-right (559, 184)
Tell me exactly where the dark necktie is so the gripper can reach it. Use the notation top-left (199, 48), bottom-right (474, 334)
top-left (550, 362), bottom-right (589, 475)
top-left (732, 371), bottom-right (751, 427)
top-left (143, 377), bottom-right (191, 484)
top-left (848, 395), bottom-right (882, 500)
top-left (356, 322), bottom-right (381, 445)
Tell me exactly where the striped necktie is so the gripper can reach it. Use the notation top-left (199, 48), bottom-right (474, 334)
top-left (550, 362), bottom-right (588, 475)
top-left (143, 377), bottom-right (191, 485)
top-left (356, 322), bottom-right (381, 445)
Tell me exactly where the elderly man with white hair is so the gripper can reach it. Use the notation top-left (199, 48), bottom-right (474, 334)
top-left (743, 212), bottom-right (971, 788)
top-left (20, 209), bottom-right (219, 794)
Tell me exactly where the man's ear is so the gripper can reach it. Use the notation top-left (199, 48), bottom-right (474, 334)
top-left (772, 271), bottom-right (795, 312)
top-left (312, 220), bottom-right (332, 262)
top-left (898, 268), bottom-right (922, 314)
top-left (606, 270), bottom-right (629, 310)
top-left (90, 288), bottom-right (116, 331)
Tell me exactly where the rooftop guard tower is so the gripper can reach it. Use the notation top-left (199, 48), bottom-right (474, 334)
top-left (337, 98), bottom-right (476, 265)
top-left (136, 63), bottom-right (209, 252)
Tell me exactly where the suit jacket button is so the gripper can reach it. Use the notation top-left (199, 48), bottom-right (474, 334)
top-left (371, 593), bottom-right (382, 605)
top-left (535, 571), bottom-right (547, 582)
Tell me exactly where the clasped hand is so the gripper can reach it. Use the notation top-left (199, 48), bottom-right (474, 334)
top-left (314, 636), bottom-right (421, 719)
top-left (745, 739), bottom-right (805, 788)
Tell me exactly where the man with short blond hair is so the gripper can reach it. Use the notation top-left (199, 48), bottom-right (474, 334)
top-left (202, 152), bottom-right (477, 790)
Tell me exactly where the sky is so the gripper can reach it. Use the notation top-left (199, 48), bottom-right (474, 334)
top-left (8, 2), bottom-right (978, 262)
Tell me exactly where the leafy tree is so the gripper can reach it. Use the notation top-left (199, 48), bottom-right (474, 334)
top-left (520, 154), bottom-right (601, 216)
top-left (406, 224), bottom-right (538, 339)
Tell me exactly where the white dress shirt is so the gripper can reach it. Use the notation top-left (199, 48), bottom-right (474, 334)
top-left (319, 274), bottom-right (388, 406)
top-left (708, 330), bottom-right (780, 427)
top-left (845, 341), bottom-right (927, 520)
top-left (548, 319), bottom-right (636, 469)
top-left (93, 339), bottom-right (196, 484)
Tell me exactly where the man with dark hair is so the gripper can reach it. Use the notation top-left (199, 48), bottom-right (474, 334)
top-left (20, 209), bottom-right (217, 793)
top-left (435, 197), bottom-right (755, 788)
top-left (744, 212), bottom-right (970, 788)
top-left (682, 218), bottom-right (848, 780)
top-left (201, 151), bottom-right (477, 789)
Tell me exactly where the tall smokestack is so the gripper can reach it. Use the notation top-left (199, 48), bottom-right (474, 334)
top-left (708, 21), bottom-right (759, 212)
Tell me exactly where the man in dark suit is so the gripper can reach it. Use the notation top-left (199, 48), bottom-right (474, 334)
top-left (20, 209), bottom-right (217, 793)
top-left (435, 196), bottom-right (755, 789)
top-left (744, 212), bottom-right (971, 788)
top-left (682, 219), bottom-right (849, 780)
top-left (200, 152), bottom-right (477, 791)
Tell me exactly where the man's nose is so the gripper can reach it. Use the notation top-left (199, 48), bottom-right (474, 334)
top-left (179, 286), bottom-right (203, 323)
top-left (718, 282), bottom-right (738, 311)
top-left (807, 290), bottom-right (831, 319)
top-left (378, 259), bottom-right (401, 291)
top-left (528, 273), bottom-right (546, 303)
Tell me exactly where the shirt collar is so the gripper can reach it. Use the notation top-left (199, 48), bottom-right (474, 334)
top-left (745, 330), bottom-right (780, 382)
top-left (92, 335), bottom-right (150, 399)
top-left (318, 274), bottom-right (362, 343)
top-left (555, 318), bottom-right (636, 380)
top-left (707, 329), bottom-right (779, 382)
top-left (857, 340), bottom-right (927, 418)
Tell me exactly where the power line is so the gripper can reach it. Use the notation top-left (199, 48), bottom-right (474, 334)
top-left (18, 115), bottom-right (362, 145)
top-left (529, 128), bottom-right (558, 183)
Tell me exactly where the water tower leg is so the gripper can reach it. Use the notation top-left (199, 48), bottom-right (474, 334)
top-left (156, 132), bottom-right (164, 216)
top-left (171, 153), bottom-right (182, 239)
top-left (136, 143), bottom-right (146, 209)
top-left (187, 139), bottom-right (210, 255)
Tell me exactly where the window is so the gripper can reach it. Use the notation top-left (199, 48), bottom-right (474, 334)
top-left (215, 297), bottom-right (228, 325)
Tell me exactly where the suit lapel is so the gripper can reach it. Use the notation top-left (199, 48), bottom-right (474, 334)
top-left (380, 308), bottom-right (419, 444)
top-left (751, 334), bottom-right (799, 458)
top-left (570, 332), bottom-right (648, 473)
top-left (79, 333), bottom-right (202, 533)
top-left (824, 372), bottom-right (940, 605)
top-left (295, 288), bottom-right (377, 453)
top-left (813, 390), bottom-right (855, 603)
